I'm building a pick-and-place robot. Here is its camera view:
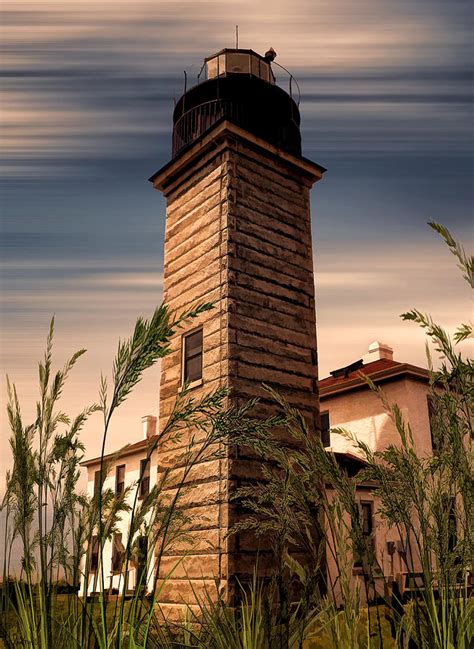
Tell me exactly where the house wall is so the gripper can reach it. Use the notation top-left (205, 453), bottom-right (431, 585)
top-left (81, 449), bottom-right (158, 596)
top-left (325, 486), bottom-right (423, 606)
top-left (321, 377), bottom-right (433, 458)
top-left (322, 376), bottom-right (432, 603)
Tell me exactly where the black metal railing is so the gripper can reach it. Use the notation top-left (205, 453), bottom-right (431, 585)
top-left (172, 99), bottom-right (249, 156)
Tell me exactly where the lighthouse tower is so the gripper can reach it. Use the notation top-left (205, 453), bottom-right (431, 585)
top-left (150, 48), bottom-right (325, 612)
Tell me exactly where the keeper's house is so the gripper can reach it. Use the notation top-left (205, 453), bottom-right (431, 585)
top-left (320, 341), bottom-right (438, 603)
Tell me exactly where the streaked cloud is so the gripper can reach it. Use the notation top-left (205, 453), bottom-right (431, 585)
top-left (0, 258), bottom-right (165, 486)
top-left (2, 0), bottom-right (472, 175)
top-left (315, 239), bottom-right (473, 374)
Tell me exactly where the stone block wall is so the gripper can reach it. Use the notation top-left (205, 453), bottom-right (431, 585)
top-left (157, 151), bottom-right (232, 614)
top-left (152, 123), bottom-right (323, 611)
top-left (225, 137), bottom-right (320, 588)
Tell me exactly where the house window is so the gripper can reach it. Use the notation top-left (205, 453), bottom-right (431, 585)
top-left (90, 535), bottom-right (99, 572)
top-left (182, 328), bottom-right (203, 385)
top-left (111, 533), bottom-right (123, 573)
top-left (443, 496), bottom-right (457, 553)
top-left (115, 464), bottom-right (125, 494)
top-left (137, 535), bottom-right (148, 589)
top-left (139, 458), bottom-right (150, 499)
top-left (94, 470), bottom-right (101, 497)
top-left (448, 503), bottom-right (457, 553)
top-left (353, 501), bottom-right (374, 568)
top-left (320, 411), bottom-right (330, 447)
top-left (361, 502), bottom-right (373, 536)
top-left (427, 394), bottom-right (440, 453)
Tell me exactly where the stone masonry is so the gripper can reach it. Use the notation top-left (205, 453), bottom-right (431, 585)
top-left (150, 119), bottom-right (324, 613)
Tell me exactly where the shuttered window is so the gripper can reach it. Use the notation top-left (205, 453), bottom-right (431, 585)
top-left (137, 535), bottom-right (148, 589)
top-left (94, 470), bottom-right (101, 497)
top-left (427, 394), bottom-right (440, 453)
top-left (139, 458), bottom-right (150, 499)
top-left (111, 533), bottom-right (123, 573)
top-left (320, 411), bottom-right (330, 447)
top-left (115, 464), bottom-right (125, 494)
top-left (90, 536), bottom-right (99, 572)
top-left (353, 501), bottom-right (374, 568)
top-left (361, 502), bottom-right (373, 536)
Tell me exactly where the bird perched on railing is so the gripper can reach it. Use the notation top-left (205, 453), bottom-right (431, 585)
top-left (264, 47), bottom-right (277, 62)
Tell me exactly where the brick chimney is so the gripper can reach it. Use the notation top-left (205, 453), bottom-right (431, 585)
top-left (141, 415), bottom-right (157, 439)
top-left (367, 341), bottom-right (393, 361)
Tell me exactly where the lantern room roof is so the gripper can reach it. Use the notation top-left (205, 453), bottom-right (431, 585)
top-left (204, 48), bottom-right (271, 63)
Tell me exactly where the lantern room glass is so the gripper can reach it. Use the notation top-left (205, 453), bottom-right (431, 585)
top-left (206, 50), bottom-right (275, 85)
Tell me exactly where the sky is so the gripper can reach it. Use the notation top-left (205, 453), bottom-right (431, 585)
top-left (1, 0), bottom-right (473, 480)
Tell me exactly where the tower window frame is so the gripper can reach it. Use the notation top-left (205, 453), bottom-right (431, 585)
top-left (181, 327), bottom-right (203, 388)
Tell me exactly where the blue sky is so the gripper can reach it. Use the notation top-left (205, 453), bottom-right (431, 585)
top-left (1, 0), bottom-right (472, 471)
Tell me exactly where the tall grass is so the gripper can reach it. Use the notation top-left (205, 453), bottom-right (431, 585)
top-left (0, 302), bottom-right (283, 649)
top-left (1, 222), bottom-right (472, 648)
top-left (0, 301), bottom-right (236, 648)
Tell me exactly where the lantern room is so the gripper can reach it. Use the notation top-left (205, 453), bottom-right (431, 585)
top-left (205, 48), bottom-right (276, 84)
top-left (171, 47), bottom-right (301, 157)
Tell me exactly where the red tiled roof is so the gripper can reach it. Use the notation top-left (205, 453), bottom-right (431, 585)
top-left (80, 434), bottom-right (159, 467)
top-left (319, 358), bottom-right (428, 398)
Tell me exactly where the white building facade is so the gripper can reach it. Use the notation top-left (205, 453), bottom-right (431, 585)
top-left (80, 416), bottom-right (158, 596)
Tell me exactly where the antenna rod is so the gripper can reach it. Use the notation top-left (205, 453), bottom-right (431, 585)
top-left (236, 25), bottom-right (239, 49)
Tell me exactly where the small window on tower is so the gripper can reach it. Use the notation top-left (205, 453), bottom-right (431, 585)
top-left (182, 328), bottom-right (203, 386)
top-left (320, 411), bottom-right (330, 448)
